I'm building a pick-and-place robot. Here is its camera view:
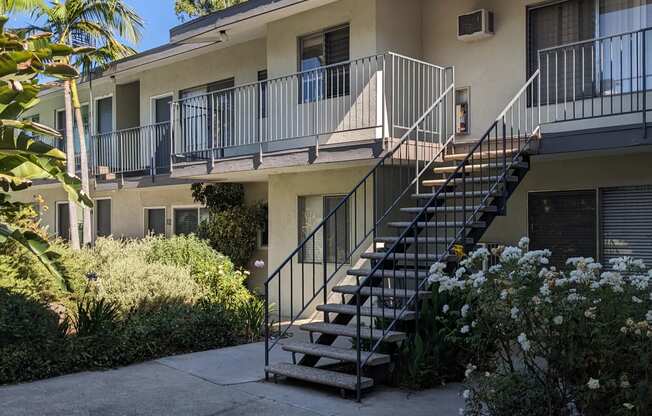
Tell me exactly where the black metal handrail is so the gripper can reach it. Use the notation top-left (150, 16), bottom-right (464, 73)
top-left (263, 66), bottom-right (455, 371)
top-left (352, 69), bottom-right (542, 400)
top-left (537, 27), bottom-right (651, 128)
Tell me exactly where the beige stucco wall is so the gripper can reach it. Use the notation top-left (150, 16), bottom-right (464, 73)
top-left (483, 150), bottom-right (652, 245)
top-left (422, 0), bottom-right (539, 139)
top-left (266, 165), bottom-right (374, 317)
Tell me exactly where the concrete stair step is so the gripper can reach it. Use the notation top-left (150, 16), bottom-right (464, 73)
top-left (444, 147), bottom-right (520, 161)
top-left (317, 303), bottom-right (416, 321)
top-left (412, 189), bottom-right (504, 200)
top-left (361, 251), bottom-right (441, 262)
top-left (388, 220), bottom-right (486, 229)
top-left (347, 267), bottom-right (429, 279)
top-left (432, 160), bottom-right (528, 174)
top-left (400, 205), bottom-right (497, 214)
top-left (422, 175), bottom-right (518, 188)
top-left (332, 285), bottom-right (432, 300)
top-left (300, 322), bottom-right (407, 343)
top-left (282, 341), bottom-right (391, 366)
top-left (266, 362), bottom-right (374, 391)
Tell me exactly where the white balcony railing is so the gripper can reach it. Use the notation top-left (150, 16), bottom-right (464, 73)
top-left (171, 52), bottom-right (453, 163)
top-left (90, 122), bottom-right (171, 176)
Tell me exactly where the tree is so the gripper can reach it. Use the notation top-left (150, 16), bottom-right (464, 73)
top-left (175, 0), bottom-right (247, 21)
top-left (0, 15), bottom-right (91, 289)
top-left (35, 0), bottom-right (143, 247)
top-left (0, 0), bottom-right (42, 14)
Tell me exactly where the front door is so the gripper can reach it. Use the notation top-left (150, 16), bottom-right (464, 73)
top-left (153, 95), bottom-right (172, 173)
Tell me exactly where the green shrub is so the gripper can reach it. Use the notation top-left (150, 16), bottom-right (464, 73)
top-left (145, 235), bottom-right (253, 310)
top-left (191, 182), bottom-right (244, 212)
top-left (191, 182), bottom-right (265, 268)
top-left (0, 288), bottom-right (65, 346)
top-left (197, 206), bottom-right (263, 269)
top-left (0, 234), bottom-right (262, 385)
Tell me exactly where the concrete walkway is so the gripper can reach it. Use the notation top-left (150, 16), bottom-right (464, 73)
top-left (0, 341), bottom-right (464, 416)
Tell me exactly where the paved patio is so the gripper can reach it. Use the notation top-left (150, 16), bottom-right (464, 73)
top-left (0, 341), bottom-right (464, 416)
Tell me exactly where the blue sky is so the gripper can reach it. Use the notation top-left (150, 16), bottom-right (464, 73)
top-left (10, 0), bottom-right (179, 52)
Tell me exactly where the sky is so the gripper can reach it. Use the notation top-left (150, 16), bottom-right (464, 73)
top-left (9, 0), bottom-right (180, 52)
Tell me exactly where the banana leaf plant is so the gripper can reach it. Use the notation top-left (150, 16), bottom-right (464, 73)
top-left (0, 15), bottom-right (91, 290)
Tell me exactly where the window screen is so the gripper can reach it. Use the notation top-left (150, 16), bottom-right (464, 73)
top-left (298, 195), bottom-right (349, 263)
top-left (529, 0), bottom-right (596, 103)
top-left (95, 199), bottom-right (111, 237)
top-left (57, 202), bottom-right (70, 241)
top-left (529, 190), bottom-right (597, 267)
top-left (299, 25), bottom-right (350, 102)
top-left (145, 208), bottom-right (166, 236)
top-left (173, 208), bottom-right (208, 235)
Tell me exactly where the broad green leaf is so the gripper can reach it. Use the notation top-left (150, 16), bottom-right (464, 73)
top-left (0, 222), bottom-right (69, 290)
top-left (44, 62), bottom-right (78, 79)
top-left (0, 53), bottom-right (17, 77)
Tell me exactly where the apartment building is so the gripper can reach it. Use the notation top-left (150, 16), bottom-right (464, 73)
top-left (15, 0), bottom-right (652, 394)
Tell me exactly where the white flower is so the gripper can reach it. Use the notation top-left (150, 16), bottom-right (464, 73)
top-left (461, 304), bottom-right (470, 318)
top-left (587, 378), bottom-right (600, 390)
top-left (623, 403), bottom-right (634, 410)
top-left (500, 289), bottom-right (509, 300)
top-left (471, 320), bottom-right (478, 328)
top-left (458, 408), bottom-right (465, 416)
top-left (442, 304), bottom-right (450, 314)
top-left (501, 246), bottom-right (523, 262)
top-left (510, 307), bottom-right (520, 320)
top-left (584, 307), bottom-right (597, 320)
top-left (254, 259), bottom-right (265, 269)
top-left (539, 283), bottom-right (551, 297)
top-left (632, 296), bottom-right (643, 304)
top-left (462, 389), bottom-right (471, 399)
top-left (455, 267), bottom-right (467, 278)
top-left (464, 363), bottom-right (477, 378)
top-left (518, 236), bottom-right (530, 249)
top-left (460, 325), bottom-right (470, 334)
top-left (517, 333), bottom-right (530, 352)
top-left (646, 310), bottom-right (652, 323)
top-left (553, 315), bottom-right (564, 325)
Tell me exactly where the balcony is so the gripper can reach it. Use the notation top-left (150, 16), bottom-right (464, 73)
top-left (170, 52), bottom-right (454, 167)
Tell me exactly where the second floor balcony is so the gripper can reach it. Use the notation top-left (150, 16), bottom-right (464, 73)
top-left (48, 27), bottom-right (652, 180)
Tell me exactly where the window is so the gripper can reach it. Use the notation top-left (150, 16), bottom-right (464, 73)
top-left (95, 199), bottom-right (111, 237)
top-left (173, 207), bottom-right (209, 235)
top-left (528, 190), bottom-right (597, 267)
top-left (299, 25), bottom-right (350, 102)
top-left (56, 202), bottom-right (70, 241)
top-left (144, 208), bottom-right (166, 236)
top-left (298, 195), bottom-right (349, 263)
top-left (96, 96), bottom-right (113, 135)
top-left (600, 185), bottom-right (652, 266)
top-left (529, 0), bottom-right (652, 103)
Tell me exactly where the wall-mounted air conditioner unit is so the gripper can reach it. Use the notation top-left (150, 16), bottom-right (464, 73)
top-left (457, 9), bottom-right (494, 42)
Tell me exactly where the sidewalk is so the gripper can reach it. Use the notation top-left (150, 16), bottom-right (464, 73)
top-left (0, 341), bottom-right (464, 416)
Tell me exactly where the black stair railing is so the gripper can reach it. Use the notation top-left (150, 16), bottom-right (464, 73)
top-left (264, 64), bottom-right (455, 373)
top-left (353, 69), bottom-right (542, 401)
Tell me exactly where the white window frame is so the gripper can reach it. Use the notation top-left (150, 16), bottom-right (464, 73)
top-left (93, 197), bottom-right (112, 239)
top-left (171, 204), bottom-right (208, 235)
top-left (149, 92), bottom-right (174, 125)
top-left (143, 206), bottom-right (167, 237)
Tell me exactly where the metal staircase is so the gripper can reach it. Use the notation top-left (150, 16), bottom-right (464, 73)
top-left (264, 68), bottom-right (543, 400)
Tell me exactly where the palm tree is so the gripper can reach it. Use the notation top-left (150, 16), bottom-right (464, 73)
top-left (35, 0), bottom-right (143, 247)
top-left (0, 0), bottom-right (42, 14)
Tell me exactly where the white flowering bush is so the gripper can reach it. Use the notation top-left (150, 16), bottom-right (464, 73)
top-left (429, 238), bottom-right (652, 416)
